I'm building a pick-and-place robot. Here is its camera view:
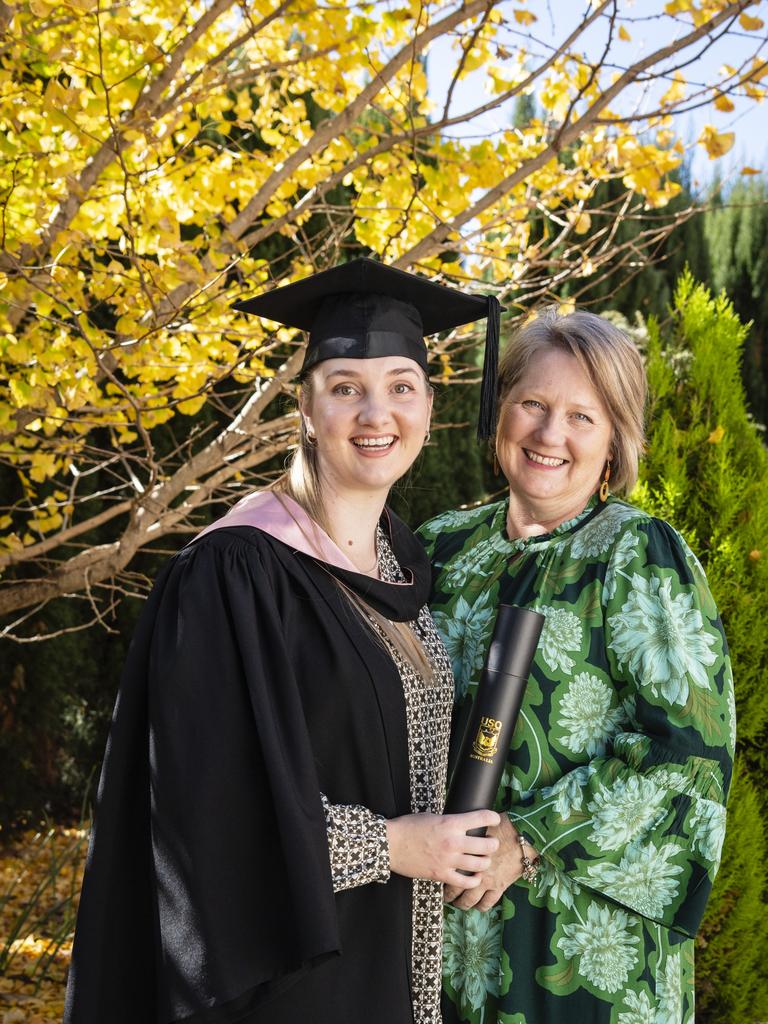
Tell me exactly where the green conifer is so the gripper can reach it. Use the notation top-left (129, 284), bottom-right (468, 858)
top-left (634, 273), bottom-right (768, 1023)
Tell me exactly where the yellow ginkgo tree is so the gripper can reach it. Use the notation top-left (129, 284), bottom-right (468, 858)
top-left (0, 0), bottom-right (766, 634)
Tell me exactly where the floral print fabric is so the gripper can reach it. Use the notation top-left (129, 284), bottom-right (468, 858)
top-left (419, 497), bottom-right (734, 1024)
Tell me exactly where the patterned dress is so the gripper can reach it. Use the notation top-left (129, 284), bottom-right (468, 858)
top-left (419, 496), bottom-right (734, 1024)
top-left (322, 528), bottom-right (454, 1024)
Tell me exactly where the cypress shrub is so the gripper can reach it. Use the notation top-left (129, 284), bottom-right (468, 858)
top-left (633, 273), bottom-right (768, 1023)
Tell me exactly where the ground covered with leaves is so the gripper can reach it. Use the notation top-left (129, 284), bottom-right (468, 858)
top-left (0, 824), bottom-right (87, 1024)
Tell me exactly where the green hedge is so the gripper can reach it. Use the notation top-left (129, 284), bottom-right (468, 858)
top-left (633, 274), bottom-right (768, 1023)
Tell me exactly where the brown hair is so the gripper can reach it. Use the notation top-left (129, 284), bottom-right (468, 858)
top-left (496, 307), bottom-right (647, 494)
top-left (275, 372), bottom-right (434, 682)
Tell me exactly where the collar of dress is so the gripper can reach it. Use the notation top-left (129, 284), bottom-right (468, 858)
top-left (499, 495), bottom-right (604, 553)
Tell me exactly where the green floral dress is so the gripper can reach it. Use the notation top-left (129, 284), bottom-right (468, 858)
top-left (418, 496), bottom-right (734, 1024)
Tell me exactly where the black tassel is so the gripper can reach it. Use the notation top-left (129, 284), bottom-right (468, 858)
top-left (477, 295), bottom-right (501, 440)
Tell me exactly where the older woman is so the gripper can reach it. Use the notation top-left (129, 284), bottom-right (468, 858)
top-left (64, 259), bottom-right (502, 1024)
top-left (419, 309), bottom-right (734, 1024)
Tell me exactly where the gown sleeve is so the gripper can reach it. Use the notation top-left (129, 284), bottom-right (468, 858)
top-left (510, 517), bottom-right (735, 939)
top-left (65, 531), bottom-right (342, 1024)
top-left (320, 794), bottom-right (390, 892)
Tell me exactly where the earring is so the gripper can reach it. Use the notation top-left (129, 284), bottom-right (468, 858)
top-left (424, 429), bottom-right (431, 444)
top-left (599, 460), bottom-right (611, 502)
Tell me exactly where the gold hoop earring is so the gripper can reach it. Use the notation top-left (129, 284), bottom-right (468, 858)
top-left (305, 430), bottom-right (317, 447)
top-left (599, 460), bottom-right (611, 502)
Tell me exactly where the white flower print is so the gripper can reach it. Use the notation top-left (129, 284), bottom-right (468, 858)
top-left (646, 768), bottom-right (692, 796)
top-left (557, 672), bottom-right (625, 756)
top-left (443, 530), bottom-right (511, 589)
top-left (581, 841), bottom-right (684, 919)
top-left (688, 797), bottom-right (726, 866)
top-left (558, 901), bottom-right (640, 993)
top-left (571, 504), bottom-right (644, 559)
top-left (500, 766), bottom-right (525, 797)
top-left (656, 952), bottom-right (683, 1024)
top-left (539, 606), bottom-right (583, 673)
top-left (443, 906), bottom-right (502, 1012)
top-left (618, 989), bottom-right (656, 1024)
top-left (587, 776), bottom-right (667, 851)
top-left (607, 572), bottom-right (718, 706)
top-left (540, 764), bottom-right (596, 820)
top-left (604, 530), bottom-right (642, 601)
top-left (422, 505), bottom-right (493, 533)
top-left (432, 594), bottom-right (495, 698)
top-left (535, 859), bottom-right (582, 909)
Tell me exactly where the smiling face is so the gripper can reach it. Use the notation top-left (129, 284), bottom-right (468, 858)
top-left (496, 345), bottom-right (614, 529)
top-left (301, 356), bottom-right (433, 503)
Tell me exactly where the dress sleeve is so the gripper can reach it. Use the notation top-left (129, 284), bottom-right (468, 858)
top-left (320, 794), bottom-right (390, 892)
top-left (511, 517), bottom-right (734, 939)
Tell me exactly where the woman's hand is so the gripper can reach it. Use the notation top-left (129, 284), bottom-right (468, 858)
top-left (444, 814), bottom-right (537, 912)
top-left (386, 810), bottom-right (500, 888)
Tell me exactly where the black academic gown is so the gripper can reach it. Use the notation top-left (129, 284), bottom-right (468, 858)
top-left (64, 511), bottom-right (431, 1024)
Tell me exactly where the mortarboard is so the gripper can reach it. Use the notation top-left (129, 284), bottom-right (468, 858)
top-left (233, 257), bottom-right (502, 439)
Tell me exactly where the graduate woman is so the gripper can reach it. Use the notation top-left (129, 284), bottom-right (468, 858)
top-left (63, 259), bottom-right (503, 1024)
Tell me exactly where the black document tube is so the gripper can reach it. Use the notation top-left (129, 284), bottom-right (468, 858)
top-left (444, 604), bottom-right (544, 836)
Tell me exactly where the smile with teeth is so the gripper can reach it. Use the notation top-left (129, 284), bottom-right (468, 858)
top-left (524, 448), bottom-right (567, 467)
top-left (352, 435), bottom-right (396, 449)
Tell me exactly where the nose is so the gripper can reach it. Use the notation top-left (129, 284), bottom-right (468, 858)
top-left (357, 390), bottom-right (392, 428)
top-left (534, 410), bottom-right (566, 446)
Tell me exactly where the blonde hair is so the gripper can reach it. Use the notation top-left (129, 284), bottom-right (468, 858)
top-left (275, 372), bottom-right (434, 682)
top-left (496, 307), bottom-right (647, 494)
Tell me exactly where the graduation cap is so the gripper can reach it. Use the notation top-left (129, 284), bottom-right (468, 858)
top-left (233, 257), bottom-right (502, 439)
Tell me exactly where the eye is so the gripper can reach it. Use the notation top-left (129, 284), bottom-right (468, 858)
top-left (392, 381), bottom-right (415, 394)
top-left (571, 411), bottom-right (594, 424)
top-left (521, 399), bottom-right (544, 410)
top-left (332, 383), bottom-right (359, 396)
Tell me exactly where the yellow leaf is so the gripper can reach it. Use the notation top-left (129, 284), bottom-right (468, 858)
top-left (741, 166), bottom-right (761, 175)
top-left (660, 72), bottom-right (686, 107)
top-left (514, 9), bottom-right (537, 25)
top-left (739, 12), bottom-right (764, 30)
top-left (619, 25), bottom-right (631, 41)
top-left (698, 124), bottom-right (735, 160)
top-left (707, 425), bottom-right (725, 444)
top-left (260, 127), bottom-right (283, 146)
top-left (177, 395), bottom-right (207, 415)
top-left (744, 82), bottom-right (767, 100)
top-left (567, 210), bottom-right (592, 234)
top-left (9, 379), bottom-right (34, 407)
top-left (558, 299), bottom-right (575, 315)
top-left (713, 93), bottom-right (734, 112)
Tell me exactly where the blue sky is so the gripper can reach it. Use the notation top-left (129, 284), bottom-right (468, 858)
top-left (426, 1), bottom-right (768, 190)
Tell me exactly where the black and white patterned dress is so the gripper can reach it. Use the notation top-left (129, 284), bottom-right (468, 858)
top-left (321, 528), bottom-right (454, 1024)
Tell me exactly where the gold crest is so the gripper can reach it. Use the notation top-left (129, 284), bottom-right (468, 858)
top-left (472, 716), bottom-right (502, 759)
